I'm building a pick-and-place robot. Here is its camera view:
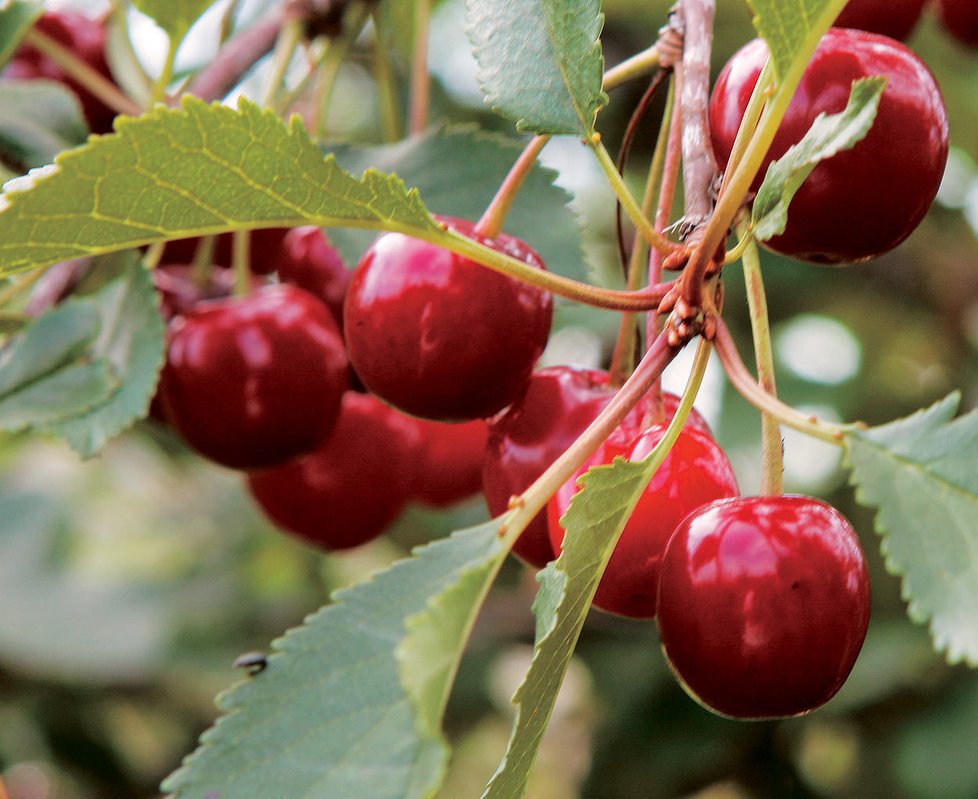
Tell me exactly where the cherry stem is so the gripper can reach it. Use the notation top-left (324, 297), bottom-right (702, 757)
top-left (262, 18), bottom-right (304, 109)
top-left (475, 135), bottom-right (550, 239)
top-left (24, 28), bottom-right (142, 118)
top-left (677, 0), bottom-right (718, 235)
top-left (370, 6), bottom-right (402, 143)
top-left (433, 227), bottom-right (673, 311)
top-left (737, 219), bottom-right (783, 495)
top-left (408, 0), bottom-right (431, 136)
top-left (187, 6), bottom-right (282, 102)
top-left (232, 230), bottom-right (251, 297)
top-left (312, 5), bottom-right (370, 139)
top-left (590, 137), bottom-right (679, 257)
top-left (152, 36), bottom-right (180, 106)
top-left (500, 329), bottom-right (682, 548)
top-left (603, 45), bottom-right (663, 91)
top-left (189, 236), bottom-right (217, 287)
top-left (0, 268), bottom-right (45, 308)
top-left (713, 318), bottom-right (859, 445)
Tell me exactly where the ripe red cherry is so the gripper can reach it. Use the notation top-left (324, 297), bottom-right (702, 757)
top-left (484, 366), bottom-right (712, 568)
top-left (657, 495), bottom-right (871, 719)
top-left (159, 284), bottom-right (348, 469)
top-left (710, 29), bottom-right (948, 263)
top-left (247, 392), bottom-right (421, 550)
top-left (411, 418), bottom-right (489, 507)
top-left (4, 10), bottom-right (117, 134)
top-left (344, 217), bottom-right (553, 421)
top-left (547, 424), bottom-right (738, 619)
top-left (938, 0), bottom-right (978, 47)
top-left (153, 264), bottom-right (239, 322)
top-left (834, 0), bottom-right (927, 40)
top-left (277, 227), bottom-right (351, 325)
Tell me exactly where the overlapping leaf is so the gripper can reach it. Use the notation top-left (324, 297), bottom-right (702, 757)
top-left (0, 81), bottom-right (89, 171)
top-left (0, 1), bottom-right (40, 68)
top-left (845, 394), bottom-right (978, 665)
top-left (163, 521), bottom-right (507, 799)
top-left (753, 77), bottom-right (885, 241)
top-left (466, 0), bottom-right (606, 135)
top-left (132, 0), bottom-right (217, 44)
top-left (0, 97), bottom-right (439, 278)
top-left (747, 0), bottom-right (849, 80)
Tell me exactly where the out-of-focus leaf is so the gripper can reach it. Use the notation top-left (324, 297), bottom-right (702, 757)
top-left (131, 0), bottom-right (217, 45)
top-left (0, 80), bottom-right (89, 170)
top-left (0, 1), bottom-right (41, 68)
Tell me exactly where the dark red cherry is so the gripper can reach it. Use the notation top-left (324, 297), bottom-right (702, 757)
top-left (159, 228), bottom-right (290, 276)
top-left (484, 366), bottom-right (712, 568)
top-left (152, 264), bottom-right (239, 322)
top-left (344, 217), bottom-right (553, 421)
top-left (834, 0), bottom-right (927, 40)
top-left (277, 226), bottom-right (351, 325)
top-left (411, 418), bottom-right (489, 507)
top-left (4, 10), bottom-right (116, 134)
top-left (547, 424), bottom-right (739, 619)
top-left (710, 29), bottom-right (948, 263)
top-left (657, 495), bottom-right (871, 719)
top-left (938, 0), bottom-right (978, 47)
top-left (159, 284), bottom-right (348, 469)
top-left (247, 392), bottom-right (420, 550)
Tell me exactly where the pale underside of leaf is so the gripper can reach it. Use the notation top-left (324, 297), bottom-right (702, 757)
top-left (845, 394), bottom-right (978, 665)
top-left (163, 522), bottom-right (506, 799)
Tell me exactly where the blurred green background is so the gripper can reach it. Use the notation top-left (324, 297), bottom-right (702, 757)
top-left (3, 1), bottom-right (978, 797)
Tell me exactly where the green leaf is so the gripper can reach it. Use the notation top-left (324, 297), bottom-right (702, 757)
top-left (0, 96), bottom-right (439, 278)
top-left (747, 0), bottom-right (848, 80)
top-left (465, 0), bottom-right (607, 136)
top-left (483, 456), bottom-right (655, 798)
top-left (0, 300), bottom-right (118, 432)
top-left (0, 80), bottom-right (90, 170)
top-left (131, 0), bottom-right (217, 45)
top-left (38, 256), bottom-right (165, 458)
top-left (163, 521), bottom-right (507, 799)
top-left (845, 394), bottom-right (978, 665)
top-left (753, 77), bottom-right (886, 242)
top-left (0, 1), bottom-right (41, 69)
top-left (330, 126), bottom-right (587, 281)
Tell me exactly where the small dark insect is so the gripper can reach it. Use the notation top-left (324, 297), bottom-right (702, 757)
top-left (233, 651), bottom-right (268, 675)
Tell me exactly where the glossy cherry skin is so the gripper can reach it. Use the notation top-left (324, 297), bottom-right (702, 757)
top-left (548, 424), bottom-right (739, 619)
top-left (344, 217), bottom-right (553, 421)
top-left (484, 366), bottom-right (712, 568)
top-left (247, 392), bottom-right (421, 550)
top-left (411, 418), bottom-right (489, 507)
top-left (4, 10), bottom-right (116, 134)
top-left (277, 226), bottom-right (351, 325)
top-left (938, 0), bottom-right (978, 47)
top-left (656, 495), bottom-right (871, 719)
top-left (834, 0), bottom-right (927, 41)
top-left (710, 29), bottom-right (948, 263)
top-left (158, 284), bottom-right (348, 469)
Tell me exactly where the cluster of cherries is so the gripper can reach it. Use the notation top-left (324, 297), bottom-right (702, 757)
top-left (2, 1), bottom-right (964, 720)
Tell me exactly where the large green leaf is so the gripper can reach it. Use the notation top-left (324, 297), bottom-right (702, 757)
top-left (465, 0), bottom-right (607, 136)
top-left (845, 394), bottom-right (978, 665)
top-left (329, 126), bottom-right (586, 280)
top-left (0, 1), bottom-right (40, 68)
top-left (483, 456), bottom-right (656, 798)
top-left (0, 80), bottom-right (89, 171)
top-left (131, 0), bottom-right (217, 44)
top-left (753, 77), bottom-right (885, 241)
top-left (0, 300), bottom-right (118, 432)
top-left (0, 96), bottom-right (439, 278)
top-left (38, 256), bottom-right (165, 458)
top-left (163, 521), bottom-right (507, 799)
top-left (747, 0), bottom-right (848, 80)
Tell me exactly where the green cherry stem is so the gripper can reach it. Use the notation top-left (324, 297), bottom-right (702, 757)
top-left (603, 45), bottom-right (662, 91)
top-left (499, 329), bottom-right (682, 550)
top-left (408, 0), bottom-right (431, 135)
top-left (261, 17), bottom-right (303, 109)
top-left (189, 236), bottom-right (217, 288)
top-left (152, 36), bottom-right (179, 105)
top-left (737, 218), bottom-right (783, 495)
top-left (475, 135), bottom-right (550, 239)
top-left (231, 230), bottom-right (251, 297)
top-left (370, 6), bottom-right (402, 143)
top-left (713, 317), bottom-right (860, 445)
top-left (24, 27), bottom-right (142, 117)
top-left (312, 4), bottom-right (370, 139)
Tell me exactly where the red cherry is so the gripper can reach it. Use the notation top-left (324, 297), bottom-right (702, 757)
top-left (656, 495), bottom-right (871, 719)
top-left (152, 264), bottom-right (238, 323)
top-left (710, 29), bottom-right (948, 263)
top-left (4, 10), bottom-right (116, 134)
top-left (411, 418), bottom-right (489, 507)
top-left (484, 366), bottom-right (712, 568)
top-left (937, 0), bottom-right (978, 47)
top-left (159, 284), bottom-right (348, 469)
top-left (159, 228), bottom-right (290, 276)
top-left (547, 424), bottom-right (739, 619)
top-left (343, 217), bottom-right (553, 421)
top-left (833, 0), bottom-right (927, 40)
top-left (277, 226), bottom-right (351, 325)
top-left (247, 392), bottom-right (421, 550)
